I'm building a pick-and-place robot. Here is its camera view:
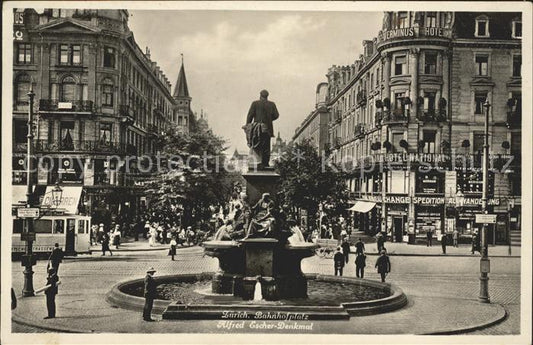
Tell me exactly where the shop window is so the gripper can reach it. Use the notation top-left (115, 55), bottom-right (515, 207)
top-left (512, 20), bottom-right (522, 39)
top-left (104, 46), bottom-right (116, 68)
top-left (15, 74), bottom-right (31, 105)
top-left (475, 55), bottom-right (489, 76)
top-left (59, 44), bottom-right (81, 65)
top-left (512, 55), bottom-right (521, 77)
top-left (102, 79), bottom-right (114, 106)
top-left (474, 92), bottom-right (487, 115)
top-left (416, 171), bottom-right (444, 193)
top-left (425, 12), bottom-right (437, 27)
top-left (99, 123), bottom-right (112, 144)
top-left (60, 76), bottom-right (77, 102)
top-left (397, 12), bottom-right (408, 28)
top-left (14, 120), bottom-right (27, 144)
top-left (424, 52), bottom-right (437, 74)
top-left (387, 170), bottom-right (407, 194)
top-left (394, 56), bottom-right (406, 75)
top-left (421, 130), bottom-right (436, 154)
top-left (475, 16), bottom-right (489, 38)
top-left (17, 43), bottom-right (32, 64)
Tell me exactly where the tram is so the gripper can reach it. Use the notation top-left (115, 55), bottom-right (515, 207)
top-left (12, 185), bottom-right (91, 257)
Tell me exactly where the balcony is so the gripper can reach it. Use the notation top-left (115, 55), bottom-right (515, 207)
top-left (39, 100), bottom-right (94, 113)
top-left (119, 104), bottom-right (135, 125)
top-left (35, 139), bottom-right (133, 155)
top-left (417, 109), bottom-right (447, 123)
top-left (356, 90), bottom-right (367, 106)
top-left (332, 137), bottom-right (342, 149)
top-left (375, 111), bottom-right (383, 126)
top-left (382, 109), bottom-right (409, 124)
top-left (506, 110), bottom-right (521, 128)
top-left (354, 124), bottom-right (365, 138)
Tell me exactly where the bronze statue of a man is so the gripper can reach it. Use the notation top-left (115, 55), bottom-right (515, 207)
top-left (244, 90), bottom-right (280, 169)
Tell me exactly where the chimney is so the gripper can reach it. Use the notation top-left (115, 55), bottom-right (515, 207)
top-left (145, 47), bottom-right (151, 59)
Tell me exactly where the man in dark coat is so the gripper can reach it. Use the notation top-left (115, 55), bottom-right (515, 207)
top-left (355, 238), bottom-right (365, 255)
top-left (245, 89), bottom-right (280, 168)
top-left (376, 232), bottom-right (385, 252)
top-left (341, 239), bottom-right (351, 264)
top-left (375, 250), bottom-right (391, 282)
top-left (49, 243), bottom-right (64, 274)
top-left (143, 267), bottom-right (157, 321)
top-left (355, 253), bottom-right (366, 278)
top-left (426, 230), bottom-right (433, 247)
top-left (333, 247), bottom-right (345, 276)
top-left (44, 268), bottom-right (59, 319)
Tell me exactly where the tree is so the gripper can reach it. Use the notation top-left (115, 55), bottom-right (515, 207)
top-left (146, 116), bottom-right (235, 226)
top-left (275, 140), bottom-right (349, 229)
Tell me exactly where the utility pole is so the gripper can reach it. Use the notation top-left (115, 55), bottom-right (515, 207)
top-left (479, 100), bottom-right (491, 303)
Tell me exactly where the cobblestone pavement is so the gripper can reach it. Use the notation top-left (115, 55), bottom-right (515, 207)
top-left (10, 244), bottom-right (521, 335)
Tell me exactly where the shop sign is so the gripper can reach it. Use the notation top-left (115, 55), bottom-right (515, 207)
top-left (14, 11), bottom-right (24, 24)
top-left (378, 27), bottom-right (452, 43)
top-left (475, 214), bottom-right (497, 224)
top-left (17, 207), bottom-right (40, 218)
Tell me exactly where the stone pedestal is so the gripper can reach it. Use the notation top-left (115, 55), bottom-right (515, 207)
top-left (242, 170), bottom-right (280, 206)
top-left (241, 238), bottom-right (278, 276)
top-left (241, 277), bottom-right (258, 300)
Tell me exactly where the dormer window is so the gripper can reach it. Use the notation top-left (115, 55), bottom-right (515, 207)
top-left (512, 20), bottom-right (522, 39)
top-left (398, 12), bottom-right (408, 29)
top-left (475, 16), bottom-right (490, 38)
top-left (425, 12), bottom-right (437, 28)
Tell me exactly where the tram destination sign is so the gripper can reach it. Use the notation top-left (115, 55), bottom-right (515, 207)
top-left (475, 214), bottom-right (497, 224)
top-left (17, 207), bottom-right (40, 218)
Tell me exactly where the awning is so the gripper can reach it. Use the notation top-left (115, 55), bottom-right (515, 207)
top-left (347, 201), bottom-right (377, 213)
top-left (41, 186), bottom-right (82, 215)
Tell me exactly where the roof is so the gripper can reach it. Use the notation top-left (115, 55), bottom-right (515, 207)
top-left (173, 62), bottom-right (190, 98)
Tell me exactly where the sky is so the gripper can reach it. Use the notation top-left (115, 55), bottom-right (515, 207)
top-left (128, 10), bottom-right (383, 153)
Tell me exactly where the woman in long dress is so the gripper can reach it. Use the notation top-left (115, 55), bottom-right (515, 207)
top-left (148, 224), bottom-right (157, 247)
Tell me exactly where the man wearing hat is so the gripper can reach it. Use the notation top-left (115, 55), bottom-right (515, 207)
top-left (143, 267), bottom-right (157, 321)
top-left (244, 89), bottom-right (280, 169)
top-left (333, 247), bottom-right (345, 276)
top-left (375, 249), bottom-right (391, 283)
top-left (44, 268), bottom-right (59, 319)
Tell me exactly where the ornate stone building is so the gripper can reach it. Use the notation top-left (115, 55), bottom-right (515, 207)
top-left (12, 8), bottom-right (192, 224)
top-left (295, 11), bottom-right (521, 244)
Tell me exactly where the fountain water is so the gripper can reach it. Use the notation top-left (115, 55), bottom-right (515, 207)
top-left (253, 280), bottom-right (262, 301)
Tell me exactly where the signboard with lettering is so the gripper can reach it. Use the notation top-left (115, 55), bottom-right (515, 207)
top-left (378, 27), bottom-right (452, 43)
top-left (475, 214), bottom-right (497, 224)
top-left (17, 207), bottom-right (40, 218)
top-left (58, 102), bottom-right (73, 109)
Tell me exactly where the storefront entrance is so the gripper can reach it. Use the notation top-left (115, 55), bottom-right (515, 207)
top-left (393, 217), bottom-right (404, 242)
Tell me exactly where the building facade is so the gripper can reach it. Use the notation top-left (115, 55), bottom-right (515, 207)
top-left (295, 11), bottom-right (521, 244)
top-left (12, 8), bottom-right (192, 224)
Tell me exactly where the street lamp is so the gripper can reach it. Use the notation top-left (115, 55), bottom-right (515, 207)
top-left (51, 182), bottom-right (63, 207)
top-left (479, 99), bottom-right (491, 303)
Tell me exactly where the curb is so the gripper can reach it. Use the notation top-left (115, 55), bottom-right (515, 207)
top-left (421, 303), bottom-right (508, 335)
top-left (12, 312), bottom-right (88, 333)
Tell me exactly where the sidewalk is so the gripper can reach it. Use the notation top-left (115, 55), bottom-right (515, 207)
top-left (86, 237), bottom-right (194, 254)
top-left (349, 242), bottom-right (520, 257)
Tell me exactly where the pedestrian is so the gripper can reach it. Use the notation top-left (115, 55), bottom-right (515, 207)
top-left (440, 232), bottom-right (447, 254)
top-left (453, 229), bottom-right (459, 248)
top-left (169, 237), bottom-right (177, 261)
top-left (43, 268), bottom-right (59, 319)
top-left (143, 267), bottom-right (157, 322)
top-left (148, 225), bottom-right (157, 247)
top-left (97, 223), bottom-right (105, 243)
top-left (355, 238), bottom-right (365, 255)
top-left (376, 232), bottom-right (384, 252)
top-left (375, 249), bottom-right (391, 283)
top-left (471, 231), bottom-right (479, 254)
top-left (101, 232), bottom-right (113, 256)
top-left (341, 239), bottom-right (351, 264)
top-left (144, 221), bottom-right (151, 239)
top-left (426, 230), bottom-right (433, 247)
top-left (112, 225), bottom-right (121, 249)
top-left (48, 243), bottom-right (64, 274)
top-left (161, 227), bottom-right (168, 245)
top-left (355, 253), bottom-right (366, 278)
top-left (333, 247), bottom-right (345, 276)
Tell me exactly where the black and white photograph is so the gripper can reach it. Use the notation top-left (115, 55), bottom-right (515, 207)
top-left (2, 2), bottom-right (531, 344)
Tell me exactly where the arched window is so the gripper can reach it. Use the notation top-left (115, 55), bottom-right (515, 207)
top-left (102, 78), bottom-right (114, 106)
top-left (60, 76), bottom-right (77, 102)
top-left (15, 74), bottom-right (31, 105)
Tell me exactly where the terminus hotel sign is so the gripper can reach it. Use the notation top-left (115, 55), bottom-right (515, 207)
top-left (378, 27), bottom-right (452, 43)
top-left (359, 195), bottom-right (501, 206)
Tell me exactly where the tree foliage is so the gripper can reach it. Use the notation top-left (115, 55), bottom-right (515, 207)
top-left (275, 140), bottom-right (349, 221)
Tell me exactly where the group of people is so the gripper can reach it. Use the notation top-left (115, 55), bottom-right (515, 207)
top-left (333, 237), bottom-right (391, 283)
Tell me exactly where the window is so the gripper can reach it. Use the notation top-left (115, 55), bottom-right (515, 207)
top-left (59, 44), bottom-right (81, 65)
top-left (397, 12), bottom-right (408, 28)
top-left (99, 123), bottom-right (112, 144)
top-left (394, 92), bottom-right (405, 110)
top-left (474, 92), bottom-right (487, 115)
top-left (60, 76), bottom-right (77, 102)
top-left (512, 55), bottom-right (521, 77)
top-left (512, 20), bottom-right (522, 39)
top-left (422, 130), bottom-right (436, 153)
top-left (387, 170), bottom-right (407, 193)
top-left (475, 16), bottom-right (489, 37)
top-left (424, 52), bottom-right (437, 74)
top-left (15, 74), bottom-right (31, 105)
top-left (17, 43), bottom-right (32, 64)
top-left (510, 91), bottom-right (522, 115)
top-left (424, 92), bottom-right (436, 112)
top-left (102, 79), bottom-right (114, 106)
top-left (104, 47), bottom-right (115, 68)
top-left (395, 56), bottom-right (406, 75)
top-left (425, 12), bottom-right (437, 27)
top-left (473, 133), bottom-right (484, 154)
top-left (475, 55), bottom-right (489, 76)
top-left (391, 132), bottom-right (404, 153)
top-left (14, 120), bottom-right (27, 144)
top-left (60, 121), bottom-right (75, 150)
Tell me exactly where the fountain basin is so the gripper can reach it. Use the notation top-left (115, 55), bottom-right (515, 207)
top-left (107, 273), bottom-right (408, 320)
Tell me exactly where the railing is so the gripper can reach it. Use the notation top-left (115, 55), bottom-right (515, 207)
top-left (39, 100), bottom-right (94, 113)
top-left (35, 139), bottom-right (132, 155)
top-left (382, 109), bottom-right (409, 124)
top-left (356, 90), bottom-right (367, 106)
top-left (418, 109), bottom-right (447, 123)
top-left (354, 124), bottom-right (365, 138)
